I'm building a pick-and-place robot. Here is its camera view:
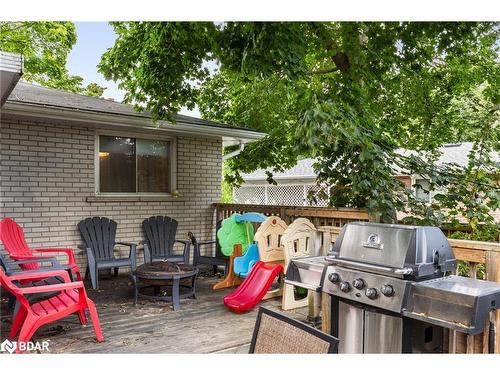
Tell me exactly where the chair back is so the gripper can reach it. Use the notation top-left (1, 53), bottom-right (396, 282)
top-left (78, 217), bottom-right (117, 260)
top-left (0, 218), bottom-right (38, 270)
top-left (142, 216), bottom-right (178, 258)
top-left (249, 307), bottom-right (338, 353)
top-left (214, 220), bottom-right (224, 257)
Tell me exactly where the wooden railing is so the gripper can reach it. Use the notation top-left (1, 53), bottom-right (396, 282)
top-left (447, 239), bottom-right (500, 354)
top-left (213, 203), bottom-right (478, 238)
top-left (213, 203), bottom-right (370, 227)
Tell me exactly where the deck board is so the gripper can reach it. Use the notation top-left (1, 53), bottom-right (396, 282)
top-left (0, 274), bottom-right (309, 353)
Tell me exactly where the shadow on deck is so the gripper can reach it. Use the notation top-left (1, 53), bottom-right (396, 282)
top-left (0, 272), bottom-right (308, 353)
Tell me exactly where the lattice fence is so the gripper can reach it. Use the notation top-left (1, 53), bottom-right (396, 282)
top-left (234, 184), bottom-right (328, 207)
top-left (232, 185), bottom-right (266, 205)
top-left (267, 185), bottom-right (305, 206)
top-left (305, 185), bottom-right (329, 207)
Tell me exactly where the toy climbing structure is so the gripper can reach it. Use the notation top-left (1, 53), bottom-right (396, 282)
top-left (213, 212), bottom-right (266, 290)
top-left (281, 218), bottom-right (321, 310)
top-left (253, 216), bottom-right (288, 300)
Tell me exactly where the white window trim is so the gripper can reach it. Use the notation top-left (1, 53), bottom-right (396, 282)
top-left (412, 175), bottom-right (432, 204)
top-left (94, 130), bottom-right (177, 197)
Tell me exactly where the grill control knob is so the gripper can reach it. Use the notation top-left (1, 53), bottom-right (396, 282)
top-left (381, 284), bottom-right (395, 297)
top-left (328, 273), bottom-right (340, 283)
top-left (339, 281), bottom-right (351, 293)
top-left (365, 288), bottom-right (378, 299)
top-left (353, 278), bottom-right (365, 290)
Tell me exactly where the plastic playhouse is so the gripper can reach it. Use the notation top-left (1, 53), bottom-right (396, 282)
top-left (213, 212), bottom-right (266, 290)
top-left (223, 216), bottom-right (288, 313)
top-left (281, 218), bottom-right (321, 310)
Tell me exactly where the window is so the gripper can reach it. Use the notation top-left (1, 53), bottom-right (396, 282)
top-left (98, 134), bottom-right (174, 194)
top-left (414, 178), bottom-right (431, 203)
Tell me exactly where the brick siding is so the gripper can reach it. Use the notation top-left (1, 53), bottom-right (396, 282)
top-left (0, 118), bottom-right (222, 269)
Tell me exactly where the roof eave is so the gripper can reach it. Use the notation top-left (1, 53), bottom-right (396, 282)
top-left (0, 52), bottom-right (23, 107)
top-left (1, 101), bottom-right (266, 145)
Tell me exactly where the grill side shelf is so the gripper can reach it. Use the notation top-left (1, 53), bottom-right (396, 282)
top-left (404, 276), bottom-right (500, 335)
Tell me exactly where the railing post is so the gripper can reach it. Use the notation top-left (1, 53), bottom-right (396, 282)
top-left (486, 249), bottom-right (500, 354)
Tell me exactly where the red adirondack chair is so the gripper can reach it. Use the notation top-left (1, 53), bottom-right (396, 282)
top-left (0, 267), bottom-right (104, 353)
top-left (0, 218), bottom-right (80, 278)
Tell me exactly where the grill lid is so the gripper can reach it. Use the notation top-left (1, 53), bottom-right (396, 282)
top-left (329, 222), bottom-right (456, 279)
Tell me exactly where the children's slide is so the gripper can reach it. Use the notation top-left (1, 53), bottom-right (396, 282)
top-left (223, 261), bottom-right (283, 314)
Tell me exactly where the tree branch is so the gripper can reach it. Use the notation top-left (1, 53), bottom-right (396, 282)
top-left (310, 66), bottom-right (339, 75)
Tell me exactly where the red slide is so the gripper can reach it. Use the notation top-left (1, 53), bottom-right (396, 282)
top-left (223, 261), bottom-right (283, 314)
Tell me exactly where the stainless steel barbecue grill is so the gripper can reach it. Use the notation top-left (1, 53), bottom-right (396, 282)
top-left (285, 222), bottom-right (500, 353)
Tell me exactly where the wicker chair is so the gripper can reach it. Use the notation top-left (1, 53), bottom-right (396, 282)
top-left (249, 307), bottom-right (338, 353)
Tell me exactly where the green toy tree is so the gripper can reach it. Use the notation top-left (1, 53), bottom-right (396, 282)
top-left (217, 215), bottom-right (255, 256)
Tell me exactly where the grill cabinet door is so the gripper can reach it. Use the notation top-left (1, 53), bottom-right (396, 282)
top-left (363, 310), bottom-right (402, 353)
top-left (338, 301), bottom-right (364, 353)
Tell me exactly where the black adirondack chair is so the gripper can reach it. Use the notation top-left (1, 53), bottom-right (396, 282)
top-left (0, 253), bottom-right (66, 313)
top-left (78, 217), bottom-right (137, 290)
top-left (189, 220), bottom-right (228, 275)
top-left (142, 216), bottom-right (190, 264)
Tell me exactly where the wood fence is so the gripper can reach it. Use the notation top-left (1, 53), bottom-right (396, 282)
top-left (213, 203), bottom-right (370, 227)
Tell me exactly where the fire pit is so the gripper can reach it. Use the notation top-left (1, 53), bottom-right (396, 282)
top-left (132, 261), bottom-right (198, 311)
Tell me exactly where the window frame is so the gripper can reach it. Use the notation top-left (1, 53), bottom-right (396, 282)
top-left (94, 130), bottom-right (177, 197)
top-left (412, 176), bottom-right (432, 204)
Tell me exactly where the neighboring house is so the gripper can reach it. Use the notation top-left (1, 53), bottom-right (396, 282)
top-left (235, 143), bottom-right (500, 209)
top-left (0, 53), bottom-right (264, 269)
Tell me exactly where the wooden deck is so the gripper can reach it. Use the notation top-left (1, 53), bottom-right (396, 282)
top-left (0, 272), bottom-right (308, 353)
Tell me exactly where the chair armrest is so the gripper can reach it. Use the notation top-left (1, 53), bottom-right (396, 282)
top-left (10, 255), bottom-right (55, 263)
top-left (32, 248), bottom-right (77, 267)
top-left (115, 242), bottom-right (137, 270)
top-left (7, 257), bottom-right (61, 268)
top-left (176, 240), bottom-right (190, 264)
top-left (9, 256), bottom-right (59, 263)
top-left (116, 241), bottom-right (137, 247)
top-left (8, 269), bottom-right (71, 283)
top-left (18, 281), bottom-right (84, 295)
top-left (196, 240), bottom-right (217, 247)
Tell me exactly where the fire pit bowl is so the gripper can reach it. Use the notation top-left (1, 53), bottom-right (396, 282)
top-left (132, 261), bottom-right (198, 310)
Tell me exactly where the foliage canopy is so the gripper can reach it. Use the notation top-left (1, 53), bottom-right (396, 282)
top-left (0, 22), bottom-right (104, 97)
top-left (99, 22), bottom-right (499, 227)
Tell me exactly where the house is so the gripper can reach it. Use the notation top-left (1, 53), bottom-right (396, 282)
top-left (0, 54), bottom-right (265, 269)
top-left (234, 143), bottom-right (500, 208)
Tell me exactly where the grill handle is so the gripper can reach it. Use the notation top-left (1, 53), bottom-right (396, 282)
top-left (284, 279), bottom-right (322, 292)
top-left (489, 320), bottom-right (495, 354)
top-left (325, 257), bottom-right (414, 277)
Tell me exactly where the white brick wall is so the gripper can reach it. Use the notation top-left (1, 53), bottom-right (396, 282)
top-left (0, 118), bottom-right (222, 269)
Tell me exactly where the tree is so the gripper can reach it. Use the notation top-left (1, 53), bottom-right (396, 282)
top-left (0, 22), bottom-right (104, 97)
top-left (402, 82), bottom-right (499, 240)
top-left (99, 22), bottom-right (499, 222)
